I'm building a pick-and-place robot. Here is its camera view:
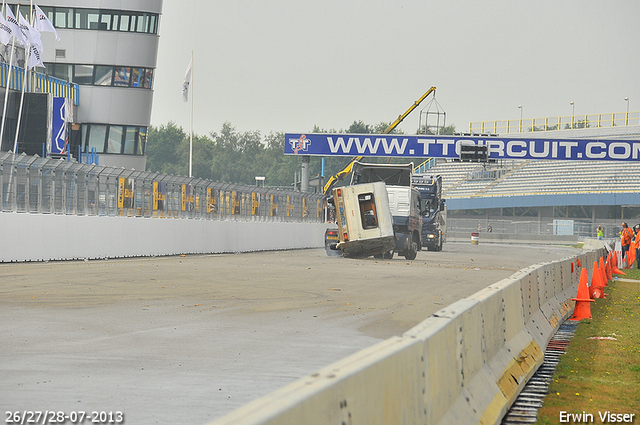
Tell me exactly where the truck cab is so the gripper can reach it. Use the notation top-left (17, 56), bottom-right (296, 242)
top-left (413, 174), bottom-right (446, 251)
top-left (350, 162), bottom-right (422, 260)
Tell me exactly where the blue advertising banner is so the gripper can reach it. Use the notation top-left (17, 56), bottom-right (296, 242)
top-left (51, 97), bottom-right (69, 155)
top-left (284, 133), bottom-right (640, 161)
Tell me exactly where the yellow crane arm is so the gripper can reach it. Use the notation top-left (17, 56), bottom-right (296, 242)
top-left (322, 156), bottom-right (363, 195)
top-left (382, 86), bottom-right (436, 135)
top-left (323, 86), bottom-right (436, 195)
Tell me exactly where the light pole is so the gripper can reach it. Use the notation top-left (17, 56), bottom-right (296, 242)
top-left (518, 105), bottom-right (522, 132)
top-left (625, 97), bottom-right (629, 125)
top-left (570, 101), bottom-right (575, 128)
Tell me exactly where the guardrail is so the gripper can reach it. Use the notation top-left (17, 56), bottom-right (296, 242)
top-left (470, 111), bottom-right (640, 134)
top-left (209, 244), bottom-right (607, 425)
top-left (0, 152), bottom-right (325, 223)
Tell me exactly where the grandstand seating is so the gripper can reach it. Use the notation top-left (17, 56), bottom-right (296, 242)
top-left (417, 161), bottom-right (485, 193)
top-left (437, 159), bottom-right (640, 198)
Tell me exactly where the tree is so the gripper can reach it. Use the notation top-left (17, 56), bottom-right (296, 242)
top-left (439, 124), bottom-right (456, 135)
top-left (564, 120), bottom-right (590, 130)
top-left (262, 131), bottom-right (301, 187)
top-left (210, 122), bottom-right (252, 184)
top-left (147, 118), bottom-right (458, 188)
top-left (347, 120), bottom-right (372, 134)
top-left (373, 121), bottom-right (403, 134)
top-left (146, 122), bottom-right (187, 175)
top-left (417, 123), bottom-right (456, 135)
top-left (146, 122), bottom-right (217, 179)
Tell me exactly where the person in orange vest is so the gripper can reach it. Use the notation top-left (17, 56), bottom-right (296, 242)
top-left (632, 224), bottom-right (640, 269)
top-left (629, 225), bottom-right (639, 268)
top-left (621, 222), bottom-right (633, 265)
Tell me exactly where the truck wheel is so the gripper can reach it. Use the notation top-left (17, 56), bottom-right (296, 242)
top-left (383, 250), bottom-right (394, 259)
top-left (438, 236), bottom-right (443, 251)
top-left (404, 241), bottom-right (418, 260)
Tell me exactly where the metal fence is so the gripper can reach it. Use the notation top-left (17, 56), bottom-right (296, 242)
top-left (469, 111), bottom-right (640, 134)
top-left (0, 152), bottom-right (326, 222)
top-left (448, 217), bottom-right (621, 239)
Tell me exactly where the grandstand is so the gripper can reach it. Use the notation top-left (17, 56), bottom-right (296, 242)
top-left (439, 159), bottom-right (640, 198)
top-left (422, 125), bottom-right (640, 237)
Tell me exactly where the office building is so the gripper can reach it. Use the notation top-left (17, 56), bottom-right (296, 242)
top-left (1, 1), bottom-right (163, 170)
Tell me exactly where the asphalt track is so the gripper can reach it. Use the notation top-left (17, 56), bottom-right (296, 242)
top-left (0, 243), bottom-right (580, 424)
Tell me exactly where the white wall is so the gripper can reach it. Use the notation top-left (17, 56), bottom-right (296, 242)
top-left (0, 213), bottom-right (328, 262)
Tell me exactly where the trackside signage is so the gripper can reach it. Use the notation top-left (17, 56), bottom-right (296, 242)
top-left (284, 133), bottom-right (640, 161)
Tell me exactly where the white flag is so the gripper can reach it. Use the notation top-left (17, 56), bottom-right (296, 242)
top-left (0, 12), bottom-right (13, 45)
top-left (33, 4), bottom-right (60, 41)
top-left (28, 43), bottom-right (45, 69)
top-left (5, 7), bottom-right (27, 46)
top-left (183, 57), bottom-right (192, 102)
top-left (18, 13), bottom-right (44, 69)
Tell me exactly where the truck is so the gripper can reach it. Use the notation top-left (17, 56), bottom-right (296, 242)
top-left (412, 174), bottom-right (446, 251)
top-left (330, 181), bottom-right (396, 258)
top-left (349, 161), bottom-right (422, 260)
top-left (321, 87), bottom-right (436, 196)
top-left (322, 87), bottom-right (437, 259)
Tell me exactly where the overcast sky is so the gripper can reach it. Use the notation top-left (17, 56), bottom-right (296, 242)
top-left (150, 0), bottom-right (640, 137)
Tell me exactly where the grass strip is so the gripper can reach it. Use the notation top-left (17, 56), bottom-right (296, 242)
top-left (535, 268), bottom-right (640, 424)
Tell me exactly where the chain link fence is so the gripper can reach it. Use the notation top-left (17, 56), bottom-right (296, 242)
top-left (0, 152), bottom-right (326, 222)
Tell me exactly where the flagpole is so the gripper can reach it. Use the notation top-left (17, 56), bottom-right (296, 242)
top-left (0, 1), bottom-right (14, 150)
top-left (189, 50), bottom-right (193, 178)
top-left (13, 3), bottom-right (31, 154)
top-left (0, 39), bottom-right (15, 150)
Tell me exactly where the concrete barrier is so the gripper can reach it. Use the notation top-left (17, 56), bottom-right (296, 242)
top-left (0, 212), bottom-right (329, 262)
top-left (209, 245), bottom-right (607, 425)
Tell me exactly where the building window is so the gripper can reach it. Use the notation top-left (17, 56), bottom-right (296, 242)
top-left (113, 67), bottom-right (131, 87)
top-left (100, 11), bottom-right (115, 31)
top-left (45, 63), bottom-right (154, 90)
top-left (123, 127), bottom-right (138, 154)
top-left (138, 127), bottom-right (147, 154)
top-left (81, 124), bottom-right (147, 155)
top-left (9, 4), bottom-right (159, 34)
top-left (53, 8), bottom-right (73, 29)
top-left (86, 124), bottom-right (107, 153)
top-left (75, 9), bottom-right (100, 30)
top-left (94, 66), bottom-right (113, 86)
top-left (149, 15), bottom-right (158, 34)
top-left (50, 64), bottom-right (72, 82)
top-left (135, 14), bottom-right (148, 33)
top-left (118, 14), bottom-right (131, 31)
top-left (73, 65), bottom-right (94, 85)
top-left (106, 125), bottom-right (124, 153)
top-left (130, 68), bottom-right (142, 88)
top-left (143, 69), bottom-right (153, 89)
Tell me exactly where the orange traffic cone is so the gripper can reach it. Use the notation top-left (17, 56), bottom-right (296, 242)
top-left (605, 255), bottom-right (613, 281)
top-left (590, 261), bottom-right (605, 299)
top-left (599, 257), bottom-right (609, 287)
top-left (571, 268), bottom-right (595, 321)
top-left (629, 244), bottom-right (637, 269)
top-left (611, 251), bottom-right (626, 275)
